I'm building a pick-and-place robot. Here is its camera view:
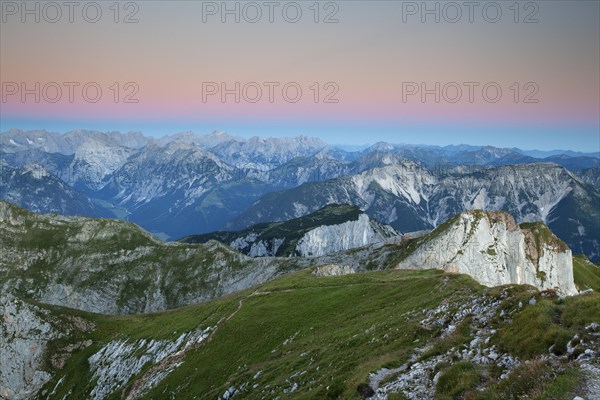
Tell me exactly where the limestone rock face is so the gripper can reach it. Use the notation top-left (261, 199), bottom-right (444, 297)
top-left (209, 207), bottom-right (399, 258)
top-left (296, 214), bottom-right (395, 258)
top-left (0, 296), bottom-right (62, 400)
top-left (88, 328), bottom-right (212, 400)
top-left (396, 211), bottom-right (577, 295)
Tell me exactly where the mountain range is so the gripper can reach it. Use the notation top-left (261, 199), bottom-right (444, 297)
top-left (229, 157), bottom-right (600, 262)
top-left (1, 129), bottom-right (599, 262)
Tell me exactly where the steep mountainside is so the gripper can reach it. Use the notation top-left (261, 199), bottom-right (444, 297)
top-left (1, 130), bottom-right (142, 192)
top-left (0, 163), bottom-right (110, 217)
top-left (0, 201), bottom-right (306, 314)
top-left (0, 149), bottom-right (74, 181)
top-left (180, 204), bottom-right (398, 257)
top-left (577, 166), bottom-right (600, 189)
top-left (96, 141), bottom-right (276, 239)
top-left (68, 137), bottom-right (136, 191)
top-left (264, 152), bottom-right (350, 188)
top-left (230, 160), bottom-right (600, 262)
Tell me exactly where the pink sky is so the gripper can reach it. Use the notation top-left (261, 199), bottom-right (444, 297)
top-left (1, 1), bottom-right (599, 149)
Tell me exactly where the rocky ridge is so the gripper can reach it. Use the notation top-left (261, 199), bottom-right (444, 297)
top-left (369, 289), bottom-right (600, 399)
top-left (182, 204), bottom-right (399, 258)
top-left (0, 200), bottom-right (307, 315)
top-left (396, 211), bottom-right (578, 295)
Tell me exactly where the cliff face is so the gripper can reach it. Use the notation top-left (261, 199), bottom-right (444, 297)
top-left (0, 296), bottom-right (67, 400)
top-left (182, 204), bottom-right (400, 258)
top-left (296, 214), bottom-right (395, 257)
top-left (227, 214), bottom-right (397, 258)
top-left (396, 211), bottom-right (577, 295)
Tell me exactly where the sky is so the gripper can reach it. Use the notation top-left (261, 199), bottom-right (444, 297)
top-left (1, 0), bottom-right (599, 151)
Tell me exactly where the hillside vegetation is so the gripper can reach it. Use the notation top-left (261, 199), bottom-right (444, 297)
top-left (21, 267), bottom-right (600, 400)
top-left (573, 254), bottom-right (600, 291)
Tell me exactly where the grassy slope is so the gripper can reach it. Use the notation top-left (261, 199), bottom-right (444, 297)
top-left (40, 269), bottom-right (462, 399)
top-left (36, 268), bottom-right (600, 400)
top-left (573, 254), bottom-right (600, 291)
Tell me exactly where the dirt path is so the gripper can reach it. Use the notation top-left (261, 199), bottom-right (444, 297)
top-left (123, 289), bottom-right (281, 400)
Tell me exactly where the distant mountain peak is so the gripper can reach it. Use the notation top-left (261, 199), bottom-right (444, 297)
top-left (181, 204), bottom-right (398, 257)
top-left (20, 163), bottom-right (49, 179)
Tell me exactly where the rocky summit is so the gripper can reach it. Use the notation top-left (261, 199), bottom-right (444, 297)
top-left (396, 210), bottom-right (578, 295)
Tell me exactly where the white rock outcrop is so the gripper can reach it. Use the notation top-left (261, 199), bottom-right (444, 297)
top-left (296, 214), bottom-right (396, 257)
top-left (313, 264), bottom-right (356, 277)
top-left (88, 328), bottom-right (212, 400)
top-left (396, 211), bottom-right (577, 295)
top-left (0, 296), bottom-right (63, 400)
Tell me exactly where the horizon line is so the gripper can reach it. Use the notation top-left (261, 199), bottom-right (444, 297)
top-left (1, 126), bottom-right (599, 156)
